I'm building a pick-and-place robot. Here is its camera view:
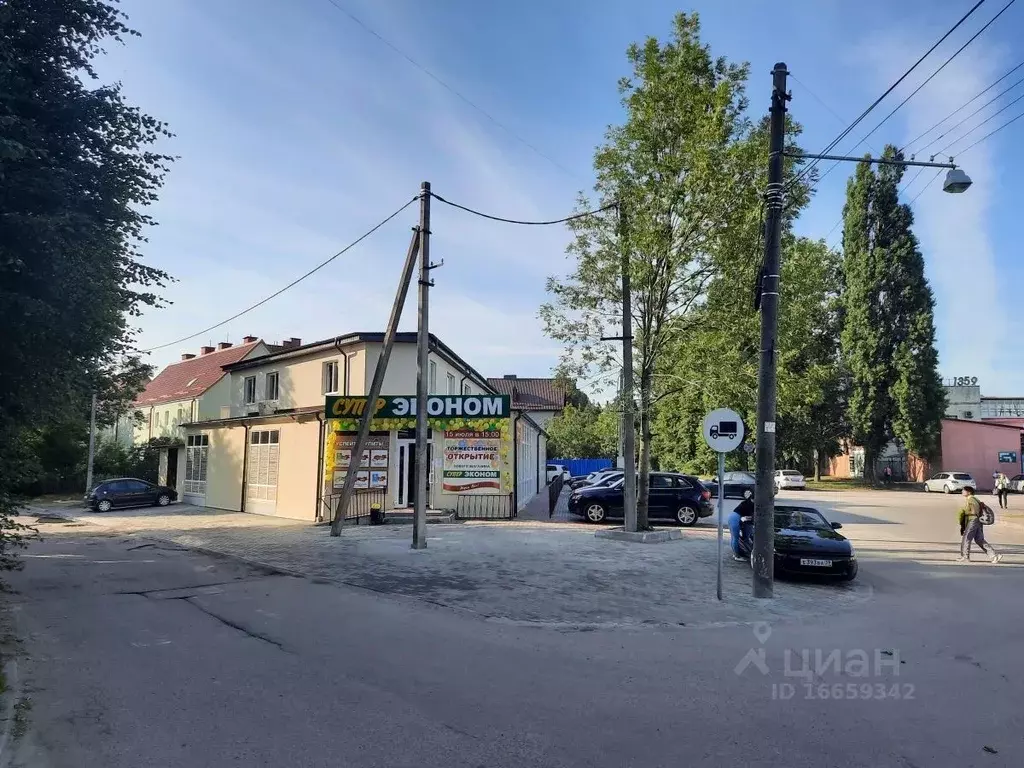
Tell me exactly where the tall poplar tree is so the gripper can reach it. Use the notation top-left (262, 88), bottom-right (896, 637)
top-left (840, 146), bottom-right (945, 479)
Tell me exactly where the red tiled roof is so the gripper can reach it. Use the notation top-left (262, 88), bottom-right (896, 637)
top-left (486, 377), bottom-right (566, 411)
top-left (134, 342), bottom-right (262, 407)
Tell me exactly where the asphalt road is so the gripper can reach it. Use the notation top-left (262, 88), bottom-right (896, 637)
top-left (6, 491), bottom-right (1024, 767)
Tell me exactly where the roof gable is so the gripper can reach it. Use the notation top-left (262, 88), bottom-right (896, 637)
top-left (135, 342), bottom-right (263, 408)
top-left (486, 377), bottom-right (566, 410)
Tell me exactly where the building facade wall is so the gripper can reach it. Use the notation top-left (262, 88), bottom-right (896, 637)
top-left (938, 420), bottom-right (1022, 491)
top-left (268, 418), bottom-right (322, 520)
top-left (181, 424), bottom-right (245, 511)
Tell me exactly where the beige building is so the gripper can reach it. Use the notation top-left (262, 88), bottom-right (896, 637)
top-left (172, 332), bottom-right (549, 521)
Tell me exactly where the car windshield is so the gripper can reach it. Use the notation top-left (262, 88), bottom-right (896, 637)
top-left (782, 470), bottom-right (801, 476)
top-left (725, 472), bottom-right (755, 483)
top-left (774, 509), bottom-right (830, 530)
top-left (953, 473), bottom-right (973, 480)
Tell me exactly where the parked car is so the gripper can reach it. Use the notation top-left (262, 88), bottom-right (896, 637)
top-left (568, 469), bottom-right (621, 490)
top-left (567, 472), bottom-right (713, 526)
top-left (86, 478), bottom-right (177, 512)
top-left (546, 464), bottom-right (570, 483)
top-left (1009, 474), bottom-right (1024, 493)
top-left (774, 469), bottom-right (806, 492)
top-left (923, 471), bottom-right (976, 494)
top-left (736, 505), bottom-right (857, 581)
top-left (707, 471), bottom-right (757, 499)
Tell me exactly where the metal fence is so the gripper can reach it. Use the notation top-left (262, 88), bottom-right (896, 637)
top-left (455, 493), bottom-right (514, 520)
top-left (547, 475), bottom-right (564, 516)
top-left (322, 488), bottom-right (387, 524)
top-left (549, 458), bottom-right (614, 477)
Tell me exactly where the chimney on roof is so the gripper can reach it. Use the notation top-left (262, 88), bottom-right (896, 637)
top-left (242, 335), bottom-right (257, 343)
top-left (281, 337), bottom-right (302, 349)
top-left (200, 346), bottom-right (215, 355)
top-left (503, 374), bottom-right (518, 379)
top-left (181, 353), bottom-right (196, 361)
top-left (217, 341), bottom-right (233, 350)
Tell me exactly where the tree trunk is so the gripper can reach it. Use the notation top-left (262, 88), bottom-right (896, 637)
top-left (637, 372), bottom-right (653, 531)
top-left (863, 446), bottom-right (876, 484)
top-left (813, 448), bottom-right (822, 481)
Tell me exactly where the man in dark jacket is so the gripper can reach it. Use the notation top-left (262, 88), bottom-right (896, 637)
top-left (729, 492), bottom-right (755, 561)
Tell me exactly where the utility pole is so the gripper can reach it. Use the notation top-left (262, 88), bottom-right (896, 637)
top-left (330, 223), bottom-right (422, 536)
top-left (753, 62), bottom-right (788, 598)
top-left (618, 202), bottom-right (637, 534)
top-left (85, 392), bottom-right (97, 493)
top-left (413, 181), bottom-right (432, 549)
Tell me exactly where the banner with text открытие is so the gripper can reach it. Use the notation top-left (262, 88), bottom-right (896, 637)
top-left (442, 429), bottom-right (502, 492)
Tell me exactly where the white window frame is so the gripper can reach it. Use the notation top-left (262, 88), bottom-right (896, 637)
top-left (462, 382), bottom-right (471, 395)
top-left (265, 371), bottom-right (280, 402)
top-left (184, 434), bottom-right (209, 496)
top-left (243, 375), bottom-right (257, 405)
top-left (322, 360), bottom-right (340, 395)
top-left (429, 360), bottom-right (437, 394)
top-left (247, 429), bottom-right (280, 502)
top-left (447, 373), bottom-right (456, 395)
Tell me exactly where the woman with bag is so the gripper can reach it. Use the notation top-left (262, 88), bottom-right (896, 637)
top-left (958, 487), bottom-right (1001, 563)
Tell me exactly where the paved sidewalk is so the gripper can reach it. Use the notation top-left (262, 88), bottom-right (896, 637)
top-left (29, 502), bottom-right (871, 629)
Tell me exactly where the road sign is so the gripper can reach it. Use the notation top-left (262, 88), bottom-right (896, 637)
top-left (702, 408), bottom-right (745, 453)
top-left (743, 442), bottom-right (755, 454)
top-left (703, 408), bottom-right (746, 603)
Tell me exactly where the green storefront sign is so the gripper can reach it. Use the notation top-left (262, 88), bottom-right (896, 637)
top-left (325, 394), bottom-right (511, 420)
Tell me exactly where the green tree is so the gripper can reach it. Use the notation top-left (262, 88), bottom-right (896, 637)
top-left (0, 0), bottom-right (171, 566)
top-left (840, 147), bottom-right (945, 480)
top-left (547, 403), bottom-right (620, 459)
top-left (541, 13), bottom-right (757, 528)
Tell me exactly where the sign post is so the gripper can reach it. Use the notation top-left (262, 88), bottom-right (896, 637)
top-left (702, 408), bottom-right (746, 601)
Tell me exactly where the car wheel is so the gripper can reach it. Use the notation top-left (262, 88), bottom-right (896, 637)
top-left (96, 499), bottom-right (112, 513)
top-left (923, 483), bottom-right (930, 493)
top-left (584, 503), bottom-right (607, 524)
top-left (944, 485), bottom-right (952, 494)
top-left (157, 494), bottom-right (171, 507)
top-left (676, 505), bottom-right (698, 526)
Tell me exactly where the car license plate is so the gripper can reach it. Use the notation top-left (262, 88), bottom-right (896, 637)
top-left (800, 558), bottom-right (832, 567)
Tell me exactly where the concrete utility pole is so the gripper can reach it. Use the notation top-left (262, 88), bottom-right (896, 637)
top-left (753, 62), bottom-right (789, 598)
top-left (413, 181), bottom-right (432, 549)
top-left (618, 202), bottom-right (638, 534)
top-left (330, 223), bottom-right (422, 536)
top-left (85, 392), bottom-right (97, 493)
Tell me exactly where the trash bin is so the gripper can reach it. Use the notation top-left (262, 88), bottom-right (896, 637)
top-left (369, 503), bottom-right (385, 526)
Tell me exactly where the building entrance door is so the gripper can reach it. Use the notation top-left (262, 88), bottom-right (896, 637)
top-left (396, 440), bottom-right (432, 508)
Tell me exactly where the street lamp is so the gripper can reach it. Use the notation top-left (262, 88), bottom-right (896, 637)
top-left (753, 62), bottom-right (973, 599)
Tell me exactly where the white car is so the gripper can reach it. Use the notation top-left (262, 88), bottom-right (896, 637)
top-left (774, 469), bottom-right (805, 491)
top-left (923, 472), bottom-right (976, 494)
top-left (546, 464), bottom-right (570, 483)
top-left (1010, 474), bottom-right (1024, 493)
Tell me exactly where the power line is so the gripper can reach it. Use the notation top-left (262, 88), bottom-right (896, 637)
top-left (141, 196), bottom-right (420, 353)
top-left (789, 74), bottom-right (881, 155)
top-left (429, 192), bottom-right (617, 225)
top-left (810, 0), bottom-right (1013, 194)
top-left (913, 71), bottom-right (1024, 155)
top-left (791, 0), bottom-right (990, 188)
top-left (901, 58), bottom-right (1024, 152)
top-left (954, 105), bottom-right (1024, 154)
top-left (321, 0), bottom-right (582, 181)
top-left (934, 88), bottom-right (1024, 154)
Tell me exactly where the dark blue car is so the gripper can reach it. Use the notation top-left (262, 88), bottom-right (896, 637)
top-left (568, 472), bottom-right (713, 525)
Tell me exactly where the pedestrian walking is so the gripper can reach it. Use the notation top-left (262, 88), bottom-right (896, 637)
top-left (883, 466), bottom-right (892, 486)
top-left (995, 472), bottom-right (1010, 510)
top-left (729, 492), bottom-right (755, 561)
top-left (958, 487), bottom-right (1001, 563)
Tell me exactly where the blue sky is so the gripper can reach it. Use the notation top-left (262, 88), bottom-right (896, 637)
top-left (99, 0), bottom-right (1024, 396)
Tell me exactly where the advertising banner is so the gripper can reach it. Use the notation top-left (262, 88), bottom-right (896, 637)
top-left (442, 429), bottom-right (502, 493)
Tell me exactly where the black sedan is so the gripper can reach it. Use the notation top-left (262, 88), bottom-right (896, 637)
top-left (568, 472), bottom-right (713, 526)
top-left (86, 477), bottom-right (177, 512)
top-left (706, 471), bottom-right (757, 500)
top-left (738, 505), bottom-right (857, 581)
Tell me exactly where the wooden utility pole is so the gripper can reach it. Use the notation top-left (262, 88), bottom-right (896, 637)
top-left (413, 181), bottom-right (432, 549)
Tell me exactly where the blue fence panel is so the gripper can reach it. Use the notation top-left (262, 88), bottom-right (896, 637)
top-left (549, 458), bottom-right (614, 477)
